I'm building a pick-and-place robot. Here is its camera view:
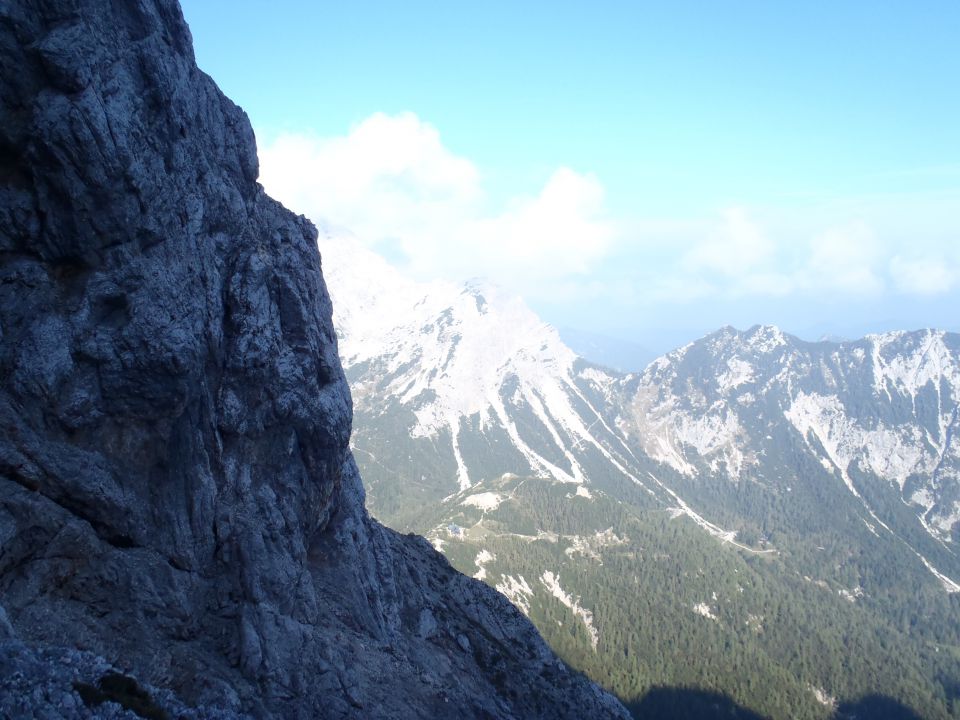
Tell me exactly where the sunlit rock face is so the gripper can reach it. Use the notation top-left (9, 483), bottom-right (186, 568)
top-left (0, 2), bottom-right (629, 718)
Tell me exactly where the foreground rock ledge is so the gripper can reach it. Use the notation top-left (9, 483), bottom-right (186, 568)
top-left (0, 1), bottom-right (629, 718)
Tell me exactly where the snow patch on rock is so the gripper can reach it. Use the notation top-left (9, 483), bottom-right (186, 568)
top-left (541, 571), bottom-right (599, 649)
top-left (564, 528), bottom-right (628, 563)
top-left (717, 357), bottom-right (755, 393)
top-left (692, 602), bottom-right (717, 621)
top-left (810, 685), bottom-right (837, 709)
top-left (496, 574), bottom-right (534, 615)
top-left (462, 492), bottom-right (504, 512)
top-left (473, 549), bottom-right (496, 580)
top-left (785, 391), bottom-right (934, 493)
top-left (838, 586), bottom-right (865, 603)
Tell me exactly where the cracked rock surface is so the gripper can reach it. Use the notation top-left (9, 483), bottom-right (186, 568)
top-left (0, 1), bottom-right (629, 718)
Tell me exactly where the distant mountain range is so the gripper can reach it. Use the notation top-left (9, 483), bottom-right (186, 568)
top-left (320, 232), bottom-right (960, 719)
top-left (556, 326), bottom-right (655, 373)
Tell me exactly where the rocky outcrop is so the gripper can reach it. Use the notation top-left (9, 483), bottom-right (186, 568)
top-left (0, 1), bottom-right (628, 718)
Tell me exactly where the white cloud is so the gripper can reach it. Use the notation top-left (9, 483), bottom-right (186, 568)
top-left (258, 113), bottom-right (958, 312)
top-left (454, 167), bottom-right (612, 281)
top-left (683, 207), bottom-right (773, 277)
top-left (258, 113), bottom-right (481, 251)
top-left (257, 112), bottom-right (612, 294)
top-left (889, 255), bottom-right (956, 295)
top-left (635, 209), bottom-right (947, 303)
top-left (803, 221), bottom-right (884, 295)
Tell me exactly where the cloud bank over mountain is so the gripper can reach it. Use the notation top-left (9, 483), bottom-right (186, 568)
top-left (258, 112), bottom-right (960, 356)
top-left (259, 112), bottom-right (613, 293)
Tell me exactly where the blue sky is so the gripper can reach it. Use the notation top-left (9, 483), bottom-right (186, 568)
top-left (181, 1), bottom-right (960, 365)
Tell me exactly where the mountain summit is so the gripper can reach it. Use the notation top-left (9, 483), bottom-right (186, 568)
top-left (0, 2), bottom-right (628, 718)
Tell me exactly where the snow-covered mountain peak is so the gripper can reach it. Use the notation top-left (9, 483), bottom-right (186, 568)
top-left (318, 233), bottom-right (600, 490)
top-left (319, 232), bottom-right (571, 370)
top-left (699, 324), bottom-right (790, 358)
top-left (744, 324), bottom-right (789, 353)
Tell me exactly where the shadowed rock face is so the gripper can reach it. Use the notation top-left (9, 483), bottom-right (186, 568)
top-left (0, 1), bottom-right (629, 718)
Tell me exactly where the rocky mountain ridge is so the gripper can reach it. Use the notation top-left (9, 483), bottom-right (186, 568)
top-left (0, 2), bottom-right (628, 718)
top-left (619, 324), bottom-right (960, 584)
top-left (326, 236), bottom-right (960, 587)
top-left (326, 238), bottom-right (960, 717)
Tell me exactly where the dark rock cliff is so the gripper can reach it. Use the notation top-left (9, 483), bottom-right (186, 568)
top-left (0, 1), bottom-right (629, 718)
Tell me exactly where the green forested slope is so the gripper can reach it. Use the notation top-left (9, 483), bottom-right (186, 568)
top-left (407, 475), bottom-right (960, 719)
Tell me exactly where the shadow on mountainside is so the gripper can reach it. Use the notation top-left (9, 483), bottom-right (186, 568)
top-left (833, 695), bottom-right (924, 720)
top-left (625, 687), bottom-right (925, 720)
top-left (626, 687), bottom-right (769, 719)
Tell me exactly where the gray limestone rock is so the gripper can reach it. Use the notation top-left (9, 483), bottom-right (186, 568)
top-left (0, 1), bottom-right (629, 718)
top-left (0, 603), bottom-right (13, 640)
